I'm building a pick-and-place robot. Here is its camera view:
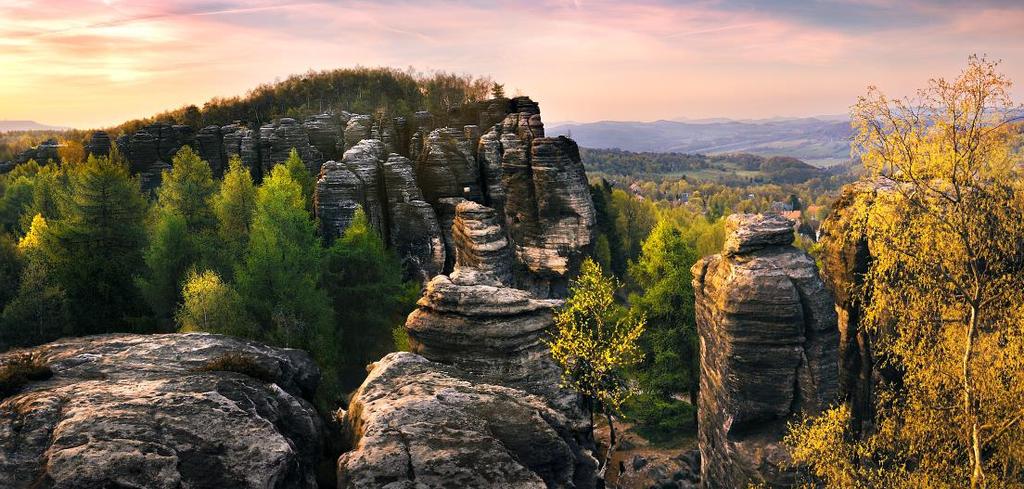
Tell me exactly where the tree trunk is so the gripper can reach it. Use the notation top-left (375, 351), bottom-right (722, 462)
top-left (598, 411), bottom-right (618, 484)
top-left (965, 304), bottom-right (984, 489)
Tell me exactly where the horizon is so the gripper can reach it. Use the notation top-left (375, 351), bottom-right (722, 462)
top-left (2, 0), bottom-right (1024, 129)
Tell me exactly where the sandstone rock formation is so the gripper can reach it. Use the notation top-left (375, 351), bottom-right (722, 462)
top-left (817, 180), bottom-right (899, 434)
top-left (0, 333), bottom-right (324, 489)
top-left (259, 118), bottom-right (324, 175)
top-left (340, 139), bottom-right (387, 234)
top-left (221, 123), bottom-right (262, 177)
top-left (101, 96), bottom-right (596, 296)
top-left (337, 201), bottom-right (597, 488)
top-left (85, 131), bottom-right (111, 158)
top-left (405, 201), bottom-right (588, 438)
top-left (314, 160), bottom-right (365, 242)
top-left (343, 114), bottom-right (372, 151)
top-left (337, 352), bottom-right (594, 489)
top-left (303, 113), bottom-right (346, 162)
top-left (195, 125), bottom-right (226, 176)
top-left (509, 136), bottom-right (596, 297)
top-left (383, 154), bottom-right (445, 282)
top-left (14, 138), bottom-right (60, 165)
top-left (692, 213), bottom-right (839, 488)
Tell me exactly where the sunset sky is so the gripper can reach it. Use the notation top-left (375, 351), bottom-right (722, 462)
top-left (2, 0), bottom-right (1023, 129)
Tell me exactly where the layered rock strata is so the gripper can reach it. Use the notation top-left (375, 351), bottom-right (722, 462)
top-left (0, 333), bottom-right (324, 489)
top-left (341, 139), bottom-right (387, 235)
top-left (303, 113), bottom-right (346, 161)
top-left (337, 201), bottom-right (597, 488)
top-left (337, 353), bottom-right (594, 489)
top-left (692, 213), bottom-right (839, 488)
top-left (404, 201), bottom-right (587, 435)
top-left (314, 160), bottom-right (365, 242)
top-left (259, 118), bottom-right (323, 175)
top-left (383, 154), bottom-right (445, 282)
top-left (195, 125), bottom-right (225, 176)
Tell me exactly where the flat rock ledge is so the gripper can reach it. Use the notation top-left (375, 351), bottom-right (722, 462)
top-left (0, 333), bottom-right (325, 489)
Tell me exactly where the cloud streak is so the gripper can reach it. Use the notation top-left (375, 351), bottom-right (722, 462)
top-left (1, 0), bottom-right (1022, 128)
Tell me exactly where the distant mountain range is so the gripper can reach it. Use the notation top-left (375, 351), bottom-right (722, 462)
top-left (548, 116), bottom-right (853, 167)
top-left (0, 120), bottom-right (69, 132)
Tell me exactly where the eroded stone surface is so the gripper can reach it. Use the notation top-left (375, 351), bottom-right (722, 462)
top-left (692, 213), bottom-right (839, 488)
top-left (0, 333), bottom-right (324, 489)
top-left (337, 352), bottom-right (596, 489)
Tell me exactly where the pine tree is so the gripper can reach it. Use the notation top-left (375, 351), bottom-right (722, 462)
top-left (212, 156), bottom-right (257, 265)
top-left (322, 208), bottom-right (418, 388)
top-left (41, 154), bottom-right (148, 334)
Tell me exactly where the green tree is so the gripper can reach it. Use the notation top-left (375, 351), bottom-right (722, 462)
top-left (284, 148), bottom-right (314, 209)
top-left (0, 234), bottom-right (23, 317)
top-left (138, 146), bottom-right (219, 325)
top-left (213, 156), bottom-right (257, 265)
top-left (547, 258), bottom-right (645, 481)
top-left (322, 208), bottom-right (418, 388)
top-left (610, 188), bottom-right (657, 266)
top-left (154, 146), bottom-right (218, 230)
top-left (626, 220), bottom-right (699, 436)
top-left (236, 164), bottom-right (339, 402)
top-left (41, 155), bottom-right (148, 335)
top-left (176, 269), bottom-right (254, 338)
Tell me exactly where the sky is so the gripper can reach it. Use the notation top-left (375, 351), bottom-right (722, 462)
top-left (2, 0), bottom-right (1023, 129)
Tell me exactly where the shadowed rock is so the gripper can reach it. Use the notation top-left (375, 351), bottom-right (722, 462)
top-left (0, 333), bottom-right (324, 489)
top-left (85, 131), bottom-right (111, 158)
top-left (383, 154), bottom-right (445, 282)
top-left (343, 115), bottom-right (372, 150)
top-left (303, 113), bottom-right (345, 161)
top-left (342, 139), bottom-right (387, 236)
top-left (337, 352), bottom-right (595, 489)
top-left (314, 160), bottom-right (365, 242)
top-left (195, 125), bottom-right (226, 176)
top-left (817, 180), bottom-right (900, 435)
top-left (221, 123), bottom-right (261, 178)
top-left (259, 118), bottom-right (323, 175)
top-left (692, 213), bottom-right (839, 488)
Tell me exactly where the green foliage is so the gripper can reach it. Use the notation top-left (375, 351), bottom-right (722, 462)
top-left (235, 164), bottom-right (339, 402)
top-left (177, 270), bottom-right (254, 338)
top-left (548, 258), bottom-right (645, 414)
top-left (156, 146), bottom-right (218, 230)
top-left (610, 188), bottom-right (657, 266)
top-left (41, 155), bottom-right (148, 335)
top-left (0, 256), bottom-right (71, 349)
top-left (589, 180), bottom-right (628, 277)
top-left (626, 220), bottom-right (699, 434)
top-left (111, 67), bottom-right (494, 134)
top-left (322, 208), bottom-right (419, 389)
top-left (0, 234), bottom-right (22, 312)
top-left (624, 392), bottom-right (696, 442)
top-left (139, 147), bottom-right (220, 325)
top-left (213, 156), bottom-right (257, 266)
top-left (283, 148), bottom-right (314, 209)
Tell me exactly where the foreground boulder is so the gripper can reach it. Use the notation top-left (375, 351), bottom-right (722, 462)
top-left (337, 352), bottom-right (594, 489)
top-left (692, 213), bottom-right (839, 488)
top-left (0, 333), bottom-right (324, 489)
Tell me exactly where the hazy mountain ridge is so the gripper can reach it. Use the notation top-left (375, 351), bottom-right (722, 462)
top-left (0, 120), bottom-right (68, 132)
top-left (549, 116), bottom-right (853, 167)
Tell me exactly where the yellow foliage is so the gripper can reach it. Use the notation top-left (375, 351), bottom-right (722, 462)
top-left (788, 56), bottom-right (1024, 488)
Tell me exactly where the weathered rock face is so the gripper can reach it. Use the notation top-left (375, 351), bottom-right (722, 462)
top-left (405, 201), bottom-right (586, 432)
top-left (383, 154), bottom-right (445, 282)
top-left (692, 213), bottom-right (839, 488)
top-left (0, 333), bottom-right (324, 489)
top-left (85, 131), bottom-right (111, 158)
top-left (341, 139), bottom-right (387, 235)
top-left (221, 123), bottom-right (261, 178)
top-left (511, 136), bottom-right (596, 297)
top-left (338, 352), bottom-right (595, 489)
top-left (303, 113), bottom-right (345, 162)
top-left (417, 127), bottom-right (483, 205)
top-left (14, 138), bottom-right (60, 164)
top-left (817, 181), bottom-right (898, 435)
top-left (314, 160), bottom-right (365, 242)
top-left (195, 125), bottom-right (226, 177)
top-left (343, 115), bottom-right (372, 151)
top-left (259, 118), bottom-right (324, 175)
